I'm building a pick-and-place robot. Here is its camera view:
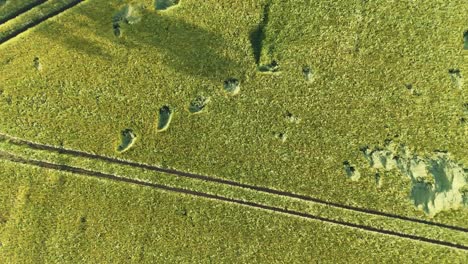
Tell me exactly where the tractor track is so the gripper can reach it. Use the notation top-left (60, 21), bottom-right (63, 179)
top-left (0, 0), bottom-right (83, 45)
top-left (0, 133), bottom-right (467, 234)
top-left (0, 150), bottom-right (467, 251)
top-left (0, 0), bottom-right (47, 25)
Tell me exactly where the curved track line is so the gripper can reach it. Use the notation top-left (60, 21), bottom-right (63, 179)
top-left (0, 151), bottom-right (467, 251)
top-left (0, 133), bottom-right (467, 233)
top-left (0, 0), bottom-right (47, 25)
top-left (0, 0), bottom-right (83, 45)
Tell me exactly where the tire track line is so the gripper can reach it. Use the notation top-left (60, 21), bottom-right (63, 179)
top-left (0, 0), bottom-right (47, 25)
top-left (0, 151), bottom-right (467, 251)
top-left (0, 133), bottom-right (467, 233)
top-left (0, 0), bottom-right (83, 45)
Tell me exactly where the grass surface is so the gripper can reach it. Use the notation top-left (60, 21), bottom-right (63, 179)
top-left (0, 0), bottom-right (82, 43)
top-left (1, 136), bottom-right (466, 248)
top-left (0, 0), bottom-right (467, 261)
top-left (0, 160), bottom-right (467, 263)
top-left (0, 0), bottom-right (44, 24)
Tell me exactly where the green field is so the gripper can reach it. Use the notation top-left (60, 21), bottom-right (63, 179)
top-left (0, 0), bottom-right (467, 262)
top-left (0, 0), bottom-right (43, 24)
top-left (1, 160), bottom-right (468, 263)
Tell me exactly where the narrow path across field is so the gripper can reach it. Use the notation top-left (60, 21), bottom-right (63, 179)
top-left (0, 150), bottom-right (466, 251)
top-left (0, 0), bottom-right (46, 25)
top-left (0, 133), bottom-right (466, 233)
top-left (0, 0), bottom-right (83, 44)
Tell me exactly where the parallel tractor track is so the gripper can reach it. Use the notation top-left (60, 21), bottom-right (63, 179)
top-left (0, 0), bottom-right (47, 25)
top-left (0, 133), bottom-right (466, 233)
top-left (0, 151), bottom-right (467, 251)
top-left (0, 0), bottom-right (83, 44)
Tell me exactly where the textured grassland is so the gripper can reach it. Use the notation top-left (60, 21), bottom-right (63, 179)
top-left (0, 0), bottom-right (467, 225)
top-left (0, 0), bottom-right (43, 24)
top-left (0, 160), bottom-right (467, 263)
top-left (0, 0), bottom-right (82, 43)
top-left (0, 0), bottom-right (467, 261)
top-left (1, 137), bottom-right (466, 248)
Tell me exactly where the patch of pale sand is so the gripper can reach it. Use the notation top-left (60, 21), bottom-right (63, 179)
top-left (157, 105), bottom-right (173, 132)
top-left (343, 160), bottom-right (360, 181)
top-left (362, 143), bottom-right (467, 216)
top-left (117, 129), bottom-right (136, 153)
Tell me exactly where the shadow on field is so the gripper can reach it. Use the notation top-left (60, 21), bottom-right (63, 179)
top-left (38, 20), bottom-right (113, 60)
top-left (38, 5), bottom-right (243, 81)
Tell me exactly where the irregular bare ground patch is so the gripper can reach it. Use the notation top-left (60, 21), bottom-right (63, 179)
top-left (361, 142), bottom-right (467, 217)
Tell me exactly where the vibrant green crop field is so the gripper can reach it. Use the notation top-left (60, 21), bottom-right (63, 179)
top-left (0, 0), bottom-right (467, 262)
top-left (1, 160), bottom-right (467, 263)
top-left (0, 0), bottom-right (43, 24)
